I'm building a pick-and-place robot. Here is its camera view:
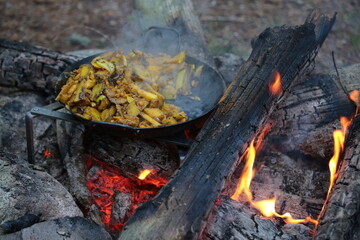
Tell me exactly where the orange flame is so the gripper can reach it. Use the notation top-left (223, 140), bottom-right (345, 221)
top-left (138, 169), bottom-right (151, 180)
top-left (349, 90), bottom-right (359, 106)
top-left (269, 71), bottom-right (282, 96)
top-left (349, 90), bottom-right (359, 115)
top-left (250, 197), bottom-right (318, 224)
top-left (231, 126), bottom-right (317, 225)
top-left (231, 139), bottom-right (256, 201)
top-left (326, 117), bottom-right (350, 196)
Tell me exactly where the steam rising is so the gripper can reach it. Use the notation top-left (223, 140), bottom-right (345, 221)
top-left (110, 14), bottom-right (225, 122)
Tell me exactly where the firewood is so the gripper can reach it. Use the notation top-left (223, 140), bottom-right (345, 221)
top-left (204, 73), bottom-right (355, 239)
top-left (118, 11), bottom-right (336, 240)
top-left (336, 63), bottom-right (360, 94)
top-left (267, 73), bottom-right (355, 161)
top-left (0, 38), bottom-right (79, 95)
top-left (314, 115), bottom-right (360, 239)
top-left (56, 119), bottom-right (93, 209)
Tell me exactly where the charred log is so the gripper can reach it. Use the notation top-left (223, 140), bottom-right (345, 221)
top-left (203, 72), bottom-right (355, 239)
top-left (266, 73), bottom-right (355, 161)
top-left (336, 63), bottom-right (360, 94)
top-left (314, 115), bottom-right (360, 239)
top-left (0, 38), bottom-right (79, 95)
top-left (56, 119), bottom-right (93, 209)
top-left (119, 11), bottom-right (336, 240)
top-left (86, 133), bottom-right (179, 180)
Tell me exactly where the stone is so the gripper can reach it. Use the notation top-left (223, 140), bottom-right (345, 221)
top-left (1, 216), bottom-right (111, 240)
top-left (0, 152), bottom-right (83, 225)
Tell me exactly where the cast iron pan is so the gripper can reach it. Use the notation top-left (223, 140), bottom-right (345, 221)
top-left (55, 53), bottom-right (226, 138)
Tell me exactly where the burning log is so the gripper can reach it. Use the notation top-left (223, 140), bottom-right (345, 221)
top-left (314, 114), bottom-right (360, 239)
top-left (203, 73), bottom-right (355, 239)
top-left (119, 11), bottom-right (336, 240)
top-left (266, 73), bottom-right (354, 161)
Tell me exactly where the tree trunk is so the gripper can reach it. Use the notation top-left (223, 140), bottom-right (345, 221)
top-left (133, 0), bottom-right (212, 64)
top-left (118, 11), bottom-right (336, 240)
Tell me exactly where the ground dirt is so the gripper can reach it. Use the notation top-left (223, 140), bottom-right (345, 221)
top-left (0, 0), bottom-right (359, 73)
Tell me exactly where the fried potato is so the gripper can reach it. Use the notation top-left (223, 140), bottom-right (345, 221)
top-left (56, 50), bottom-right (203, 128)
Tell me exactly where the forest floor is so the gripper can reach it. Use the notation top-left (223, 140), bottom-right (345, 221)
top-left (1, 0), bottom-right (359, 72)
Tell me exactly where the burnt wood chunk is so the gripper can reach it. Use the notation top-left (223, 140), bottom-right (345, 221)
top-left (267, 74), bottom-right (355, 161)
top-left (0, 38), bottom-right (79, 95)
top-left (336, 63), bottom-right (360, 94)
top-left (118, 11), bottom-right (336, 240)
top-left (56, 119), bottom-right (93, 209)
top-left (314, 115), bottom-right (360, 239)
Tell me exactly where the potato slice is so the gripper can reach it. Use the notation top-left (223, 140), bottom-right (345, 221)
top-left (162, 117), bottom-right (178, 125)
top-left (101, 105), bottom-right (116, 122)
top-left (112, 116), bottom-right (139, 127)
top-left (144, 108), bottom-right (165, 121)
top-left (84, 107), bottom-right (101, 121)
top-left (166, 51), bottom-right (186, 64)
top-left (56, 80), bottom-right (77, 103)
top-left (140, 112), bottom-right (161, 126)
top-left (127, 101), bottom-right (140, 116)
top-left (194, 65), bottom-right (203, 77)
top-left (91, 57), bottom-right (115, 74)
top-left (136, 88), bottom-right (158, 101)
top-left (74, 64), bottom-right (91, 80)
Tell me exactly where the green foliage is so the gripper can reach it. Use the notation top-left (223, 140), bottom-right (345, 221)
top-left (66, 33), bottom-right (91, 47)
top-left (350, 33), bottom-right (360, 50)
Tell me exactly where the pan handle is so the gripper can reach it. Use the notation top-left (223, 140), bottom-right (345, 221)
top-left (141, 26), bottom-right (181, 54)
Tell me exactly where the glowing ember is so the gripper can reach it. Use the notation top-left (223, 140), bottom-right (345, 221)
top-left (138, 169), bottom-right (151, 180)
top-left (43, 148), bottom-right (53, 158)
top-left (231, 126), bottom-right (318, 225)
top-left (269, 71), bottom-right (282, 96)
top-left (86, 157), bottom-right (167, 231)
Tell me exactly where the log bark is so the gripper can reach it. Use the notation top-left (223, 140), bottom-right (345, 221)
top-left (118, 11), bottom-right (336, 240)
top-left (314, 115), bottom-right (360, 239)
top-left (0, 38), bottom-right (79, 95)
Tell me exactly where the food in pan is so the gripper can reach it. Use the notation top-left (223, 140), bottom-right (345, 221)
top-left (56, 50), bottom-right (203, 128)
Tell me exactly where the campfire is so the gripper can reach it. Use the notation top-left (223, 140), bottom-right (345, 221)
top-left (1, 5), bottom-right (360, 240)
